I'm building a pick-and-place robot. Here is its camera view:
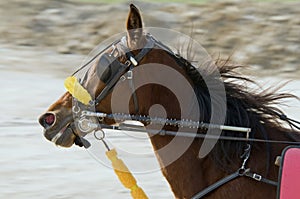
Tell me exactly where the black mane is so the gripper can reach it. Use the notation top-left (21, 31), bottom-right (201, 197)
top-left (172, 52), bottom-right (296, 172)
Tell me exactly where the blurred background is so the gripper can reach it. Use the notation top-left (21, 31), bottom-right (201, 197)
top-left (0, 0), bottom-right (300, 198)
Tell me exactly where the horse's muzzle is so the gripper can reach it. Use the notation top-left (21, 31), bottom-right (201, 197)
top-left (38, 112), bottom-right (76, 147)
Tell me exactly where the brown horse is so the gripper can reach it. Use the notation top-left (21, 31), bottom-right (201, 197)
top-left (39, 4), bottom-right (300, 199)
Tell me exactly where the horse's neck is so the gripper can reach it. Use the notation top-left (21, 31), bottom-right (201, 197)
top-left (149, 135), bottom-right (225, 199)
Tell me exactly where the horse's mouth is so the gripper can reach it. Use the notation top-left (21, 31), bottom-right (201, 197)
top-left (39, 111), bottom-right (76, 147)
top-left (40, 114), bottom-right (76, 147)
top-left (53, 124), bottom-right (76, 146)
top-left (39, 111), bottom-right (91, 148)
top-left (43, 123), bottom-right (76, 147)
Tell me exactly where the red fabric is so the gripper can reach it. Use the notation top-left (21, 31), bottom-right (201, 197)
top-left (280, 148), bottom-right (300, 199)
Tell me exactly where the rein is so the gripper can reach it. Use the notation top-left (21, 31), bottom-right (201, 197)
top-left (80, 111), bottom-right (300, 146)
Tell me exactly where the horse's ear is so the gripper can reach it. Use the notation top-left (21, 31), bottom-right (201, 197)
top-left (126, 4), bottom-right (145, 50)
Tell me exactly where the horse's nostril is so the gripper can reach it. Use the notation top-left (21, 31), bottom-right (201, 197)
top-left (45, 114), bottom-right (55, 125)
top-left (39, 113), bottom-right (56, 128)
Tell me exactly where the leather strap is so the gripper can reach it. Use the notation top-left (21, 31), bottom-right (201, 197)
top-left (122, 35), bottom-right (155, 114)
top-left (191, 171), bottom-right (240, 199)
top-left (244, 170), bottom-right (278, 186)
top-left (191, 168), bottom-right (278, 199)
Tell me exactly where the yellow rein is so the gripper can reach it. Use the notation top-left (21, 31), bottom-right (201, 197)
top-left (106, 149), bottom-right (149, 199)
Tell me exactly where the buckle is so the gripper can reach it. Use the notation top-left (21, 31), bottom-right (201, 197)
top-left (127, 70), bottom-right (133, 80)
top-left (119, 71), bottom-right (133, 81)
top-left (125, 60), bottom-right (131, 67)
top-left (252, 173), bottom-right (262, 181)
top-left (120, 75), bottom-right (126, 82)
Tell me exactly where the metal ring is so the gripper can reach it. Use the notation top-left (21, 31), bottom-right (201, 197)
top-left (98, 117), bottom-right (104, 122)
top-left (120, 75), bottom-right (126, 82)
top-left (238, 168), bottom-right (246, 176)
top-left (72, 105), bottom-right (80, 114)
top-left (94, 129), bottom-right (105, 141)
top-left (93, 129), bottom-right (110, 151)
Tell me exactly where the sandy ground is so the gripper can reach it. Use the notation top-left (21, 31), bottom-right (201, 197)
top-left (1, 1), bottom-right (300, 199)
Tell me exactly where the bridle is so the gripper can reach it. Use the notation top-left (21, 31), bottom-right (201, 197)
top-left (73, 33), bottom-right (155, 111)
top-left (94, 35), bottom-right (155, 112)
top-left (70, 33), bottom-right (300, 198)
top-left (71, 33), bottom-right (155, 136)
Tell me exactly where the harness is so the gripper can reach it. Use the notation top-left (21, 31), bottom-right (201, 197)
top-left (66, 33), bottom-right (300, 199)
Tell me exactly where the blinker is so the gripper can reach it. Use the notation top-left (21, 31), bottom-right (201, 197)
top-left (97, 53), bottom-right (121, 84)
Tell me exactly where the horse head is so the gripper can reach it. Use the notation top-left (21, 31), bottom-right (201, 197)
top-left (38, 4), bottom-right (192, 148)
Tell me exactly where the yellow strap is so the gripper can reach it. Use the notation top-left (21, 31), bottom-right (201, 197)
top-left (106, 149), bottom-right (149, 199)
top-left (64, 76), bottom-right (92, 105)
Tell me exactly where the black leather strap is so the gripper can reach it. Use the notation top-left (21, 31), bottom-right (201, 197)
top-left (123, 35), bottom-right (154, 114)
top-left (191, 168), bottom-right (278, 199)
top-left (191, 171), bottom-right (240, 199)
top-left (244, 170), bottom-right (278, 186)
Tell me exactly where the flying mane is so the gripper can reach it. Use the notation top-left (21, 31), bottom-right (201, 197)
top-left (168, 48), bottom-right (297, 172)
